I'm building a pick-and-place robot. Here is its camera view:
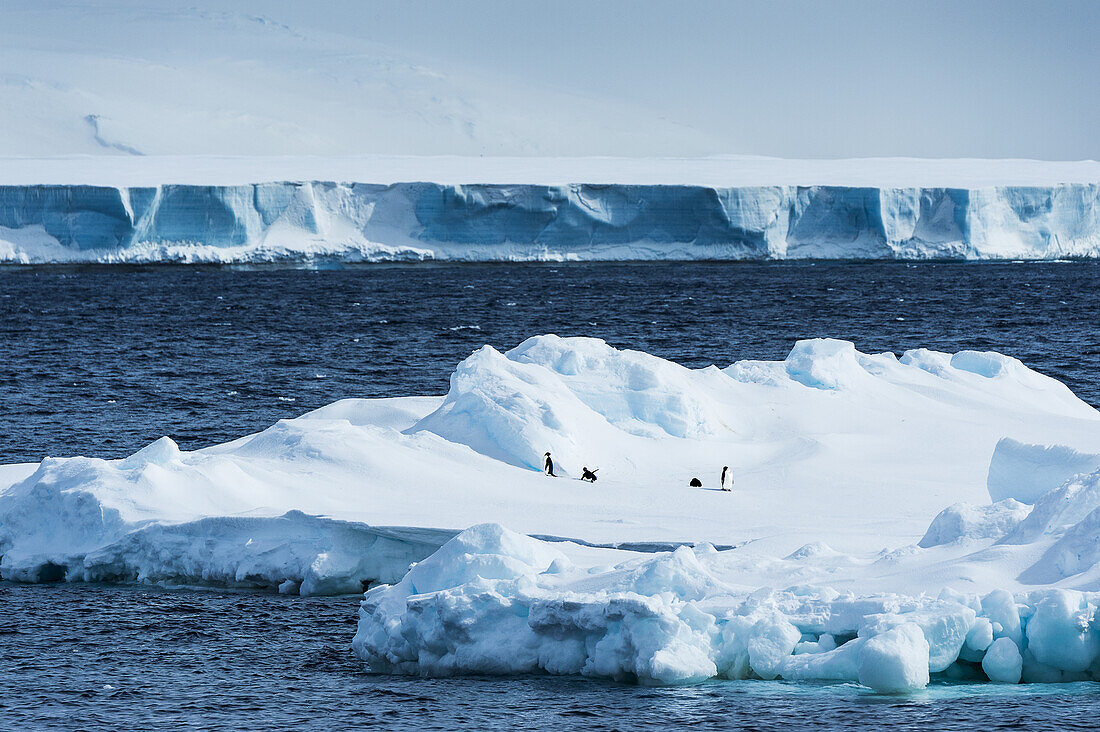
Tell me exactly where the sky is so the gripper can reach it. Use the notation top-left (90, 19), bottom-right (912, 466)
top-left (329, 0), bottom-right (1100, 160)
top-left (1, 0), bottom-right (1097, 159)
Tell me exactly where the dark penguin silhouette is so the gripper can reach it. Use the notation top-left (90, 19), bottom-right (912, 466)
top-left (721, 466), bottom-right (733, 492)
top-left (543, 452), bottom-right (555, 477)
top-left (689, 477), bottom-right (702, 487)
top-left (580, 467), bottom-right (598, 482)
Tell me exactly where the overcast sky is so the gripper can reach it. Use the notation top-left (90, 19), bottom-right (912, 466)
top-left (309, 0), bottom-right (1099, 160)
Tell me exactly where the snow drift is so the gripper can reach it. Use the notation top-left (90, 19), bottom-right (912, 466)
top-left (4, 335), bottom-right (1100, 690)
top-left (0, 2), bottom-right (711, 159)
top-left (2, 181), bottom-right (1099, 262)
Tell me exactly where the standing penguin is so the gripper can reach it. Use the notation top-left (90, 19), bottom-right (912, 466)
top-left (721, 466), bottom-right (733, 492)
top-left (543, 452), bottom-right (556, 477)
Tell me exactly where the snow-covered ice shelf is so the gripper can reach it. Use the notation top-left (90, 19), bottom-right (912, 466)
top-left (4, 336), bottom-right (1100, 690)
top-left (0, 157), bottom-right (1098, 262)
top-left (4, 155), bottom-right (1100, 188)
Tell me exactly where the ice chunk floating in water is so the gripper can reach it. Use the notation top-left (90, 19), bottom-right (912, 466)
top-left (4, 335), bottom-right (1100, 691)
top-left (352, 524), bottom-right (1100, 691)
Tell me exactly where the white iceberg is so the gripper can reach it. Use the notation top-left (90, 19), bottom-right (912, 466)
top-left (4, 335), bottom-right (1100, 690)
top-left (352, 523), bottom-right (1100, 692)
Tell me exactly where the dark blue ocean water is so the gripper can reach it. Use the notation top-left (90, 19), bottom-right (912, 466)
top-left (2, 262), bottom-right (1099, 463)
top-left (2, 262), bottom-right (1100, 729)
top-left (1, 583), bottom-right (1097, 731)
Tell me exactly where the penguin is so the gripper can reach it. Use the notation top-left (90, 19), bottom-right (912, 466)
top-left (689, 477), bottom-right (702, 487)
top-left (580, 466), bottom-right (598, 482)
top-left (543, 452), bottom-right (555, 477)
top-left (721, 466), bottom-right (733, 492)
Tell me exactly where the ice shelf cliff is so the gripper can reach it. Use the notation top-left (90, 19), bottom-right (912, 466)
top-left (1, 181), bottom-right (1099, 262)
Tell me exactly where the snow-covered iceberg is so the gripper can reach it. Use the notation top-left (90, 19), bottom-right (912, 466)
top-left (2, 181), bottom-right (1099, 262)
top-left (3, 335), bottom-right (1100, 585)
top-left (4, 335), bottom-right (1100, 689)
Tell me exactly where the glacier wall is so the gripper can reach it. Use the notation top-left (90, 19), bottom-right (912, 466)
top-left (1, 182), bottom-right (1098, 262)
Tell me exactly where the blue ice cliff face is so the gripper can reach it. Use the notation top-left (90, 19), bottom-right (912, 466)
top-left (0, 182), bottom-right (1097, 262)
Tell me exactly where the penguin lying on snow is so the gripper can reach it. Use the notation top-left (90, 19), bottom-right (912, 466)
top-left (689, 477), bottom-right (702, 487)
top-left (580, 467), bottom-right (598, 482)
